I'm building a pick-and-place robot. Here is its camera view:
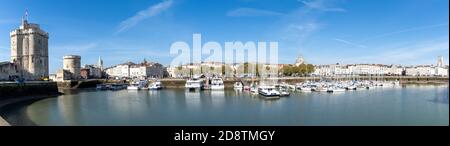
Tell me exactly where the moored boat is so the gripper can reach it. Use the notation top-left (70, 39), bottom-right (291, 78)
top-left (149, 80), bottom-right (162, 90)
top-left (258, 85), bottom-right (280, 97)
top-left (210, 77), bottom-right (225, 90)
top-left (185, 78), bottom-right (204, 91)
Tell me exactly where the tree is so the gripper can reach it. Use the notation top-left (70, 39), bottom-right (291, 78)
top-left (281, 64), bottom-right (315, 77)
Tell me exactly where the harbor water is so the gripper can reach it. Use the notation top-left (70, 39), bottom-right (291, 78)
top-left (1, 84), bottom-right (448, 126)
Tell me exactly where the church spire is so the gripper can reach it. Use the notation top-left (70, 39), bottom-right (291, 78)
top-left (98, 56), bottom-right (103, 69)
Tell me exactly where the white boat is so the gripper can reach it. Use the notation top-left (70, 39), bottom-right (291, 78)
top-left (250, 83), bottom-right (258, 94)
top-left (346, 85), bottom-right (357, 90)
top-left (300, 86), bottom-right (312, 92)
top-left (295, 83), bottom-right (303, 90)
top-left (258, 86), bottom-right (280, 97)
top-left (149, 81), bottom-right (162, 90)
top-left (317, 87), bottom-right (328, 92)
top-left (279, 87), bottom-right (290, 96)
top-left (127, 80), bottom-right (147, 90)
top-left (333, 87), bottom-right (346, 92)
top-left (233, 82), bottom-right (244, 89)
top-left (210, 77), bottom-right (225, 90)
top-left (185, 78), bottom-right (203, 91)
top-left (127, 83), bottom-right (141, 90)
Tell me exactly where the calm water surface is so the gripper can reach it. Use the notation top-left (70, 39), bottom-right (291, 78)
top-left (2, 84), bottom-right (448, 126)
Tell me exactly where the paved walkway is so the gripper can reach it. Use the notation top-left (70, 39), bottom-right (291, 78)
top-left (0, 116), bottom-right (10, 126)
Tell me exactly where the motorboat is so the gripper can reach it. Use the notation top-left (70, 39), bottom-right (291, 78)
top-left (210, 77), bottom-right (225, 90)
top-left (127, 83), bottom-right (141, 90)
top-left (279, 87), bottom-right (290, 97)
top-left (299, 85), bottom-right (312, 92)
top-left (346, 85), bottom-right (357, 90)
top-left (185, 78), bottom-right (204, 91)
top-left (127, 80), bottom-right (147, 90)
top-left (258, 86), bottom-right (280, 97)
top-left (149, 80), bottom-right (162, 90)
top-left (332, 87), bottom-right (346, 92)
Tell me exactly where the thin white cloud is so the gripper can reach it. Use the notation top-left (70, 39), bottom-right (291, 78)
top-left (282, 22), bottom-right (319, 41)
top-left (277, 0), bottom-right (345, 43)
top-left (361, 23), bottom-right (449, 42)
top-left (300, 0), bottom-right (346, 12)
top-left (116, 0), bottom-right (173, 34)
top-left (227, 7), bottom-right (284, 17)
top-left (333, 38), bottom-right (367, 48)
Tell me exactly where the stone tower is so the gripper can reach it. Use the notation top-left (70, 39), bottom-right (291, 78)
top-left (10, 11), bottom-right (49, 80)
top-left (63, 55), bottom-right (81, 80)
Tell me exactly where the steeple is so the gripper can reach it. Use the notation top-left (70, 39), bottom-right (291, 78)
top-left (98, 56), bottom-right (103, 69)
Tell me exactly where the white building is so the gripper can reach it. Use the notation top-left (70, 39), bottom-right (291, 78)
top-left (105, 62), bottom-right (134, 79)
top-left (105, 60), bottom-right (165, 79)
top-left (314, 64), bottom-right (403, 76)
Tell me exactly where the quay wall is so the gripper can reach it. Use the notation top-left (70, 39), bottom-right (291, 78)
top-left (55, 76), bottom-right (448, 89)
top-left (56, 79), bottom-right (124, 89)
top-left (0, 81), bottom-right (60, 100)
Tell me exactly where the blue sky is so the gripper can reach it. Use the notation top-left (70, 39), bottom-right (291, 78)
top-left (0, 0), bottom-right (448, 73)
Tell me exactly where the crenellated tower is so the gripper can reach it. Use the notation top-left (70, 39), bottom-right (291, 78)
top-left (10, 11), bottom-right (49, 80)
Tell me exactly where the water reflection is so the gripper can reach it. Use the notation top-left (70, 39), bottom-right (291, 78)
top-left (184, 90), bottom-right (201, 111)
top-left (2, 84), bottom-right (447, 126)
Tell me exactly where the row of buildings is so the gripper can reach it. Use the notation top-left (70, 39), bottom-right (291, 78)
top-left (48, 54), bottom-right (450, 81)
top-left (166, 56), bottom-right (449, 78)
top-left (165, 61), bottom-right (280, 78)
top-left (104, 59), bottom-right (166, 79)
top-left (312, 56), bottom-right (448, 77)
top-left (50, 56), bottom-right (166, 81)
